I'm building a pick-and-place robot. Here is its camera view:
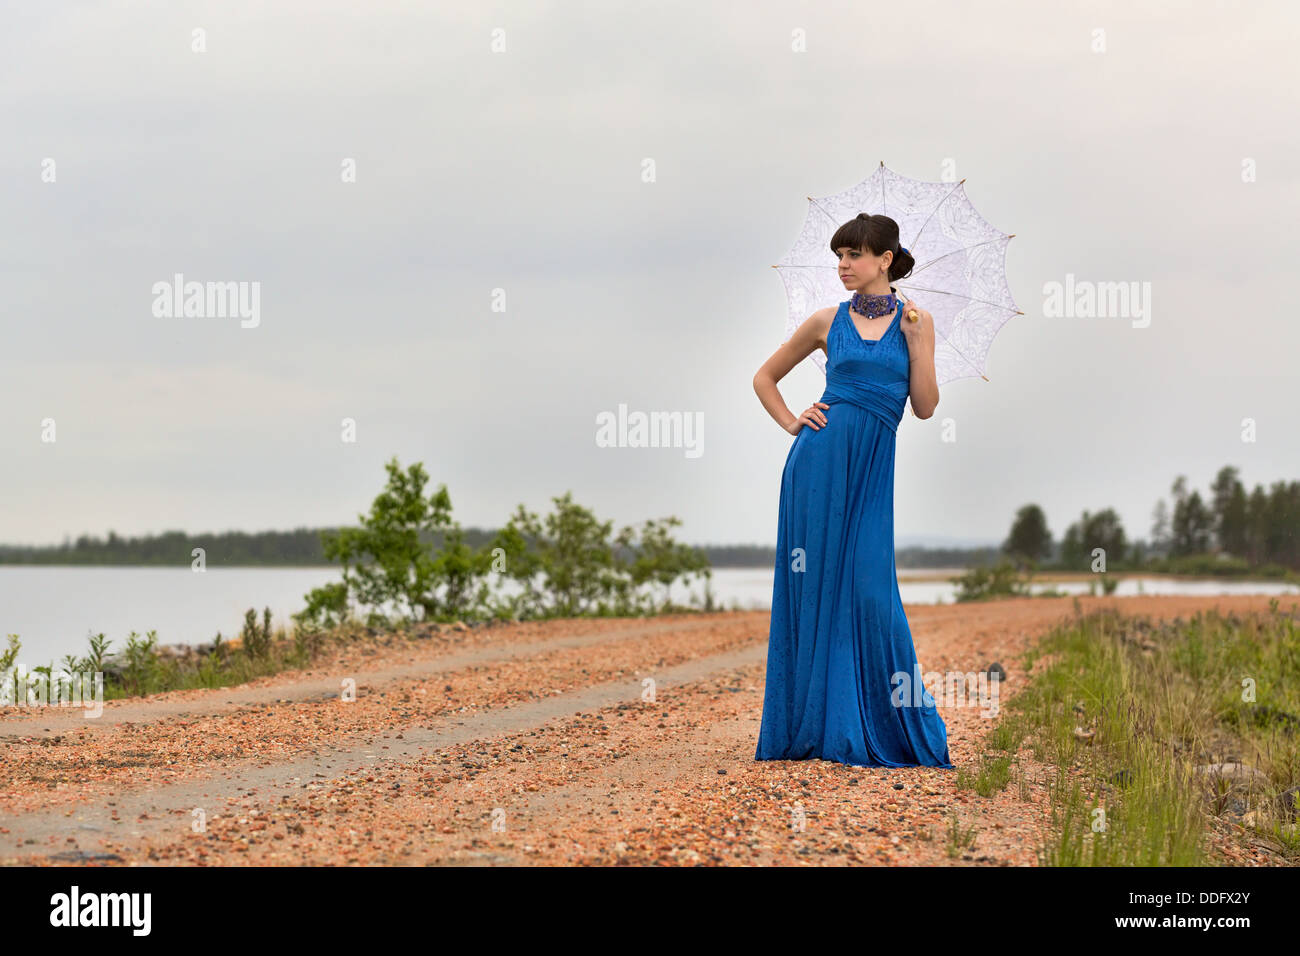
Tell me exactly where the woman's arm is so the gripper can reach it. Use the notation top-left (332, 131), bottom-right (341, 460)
top-left (900, 301), bottom-right (939, 419)
top-left (753, 308), bottom-right (834, 433)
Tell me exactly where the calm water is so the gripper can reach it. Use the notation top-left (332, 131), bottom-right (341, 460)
top-left (2, 565), bottom-right (1297, 666)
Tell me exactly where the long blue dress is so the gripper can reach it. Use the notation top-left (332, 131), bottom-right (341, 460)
top-left (755, 295), bottom-right (954, 769)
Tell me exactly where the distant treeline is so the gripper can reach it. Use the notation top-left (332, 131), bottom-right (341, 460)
top-left (0, 528), bottom-right (1001, 570)
top-left (7, 464), bottom-right (1295, 575)
top-left (0, 527), bottom-right (474, 568)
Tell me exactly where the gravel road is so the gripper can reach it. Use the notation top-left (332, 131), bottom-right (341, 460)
top-left (0, 594), bottom-right (1290, 866)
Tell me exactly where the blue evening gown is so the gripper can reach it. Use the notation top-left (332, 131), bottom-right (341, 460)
top-left (755, 294), bottom-right (954, 769)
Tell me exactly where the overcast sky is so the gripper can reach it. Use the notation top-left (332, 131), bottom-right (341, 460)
top-left (3, 0), bottom-right (1297, 552)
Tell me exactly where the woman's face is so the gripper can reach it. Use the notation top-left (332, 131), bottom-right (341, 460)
top-left (836, 245), bottom-right (888, 289)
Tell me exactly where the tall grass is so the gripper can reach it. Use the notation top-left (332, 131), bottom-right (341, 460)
top-left (973, 599), bottom-right (1300, 865)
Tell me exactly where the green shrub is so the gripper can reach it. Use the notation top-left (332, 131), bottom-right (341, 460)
top-left (122, 629), bottom-right (161, 696)
top-left (951, 558), bottom-right (1032, 602)
top-left (322, 457), bottom-right (494, 623)
top-left (240, 607), bottom-right (273, 659)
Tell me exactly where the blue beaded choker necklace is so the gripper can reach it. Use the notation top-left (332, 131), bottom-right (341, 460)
top-left (848, 288), bottom-right (897, 320)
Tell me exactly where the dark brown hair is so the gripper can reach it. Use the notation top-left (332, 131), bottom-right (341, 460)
top-left (829, 214), bottom-right (914, 282)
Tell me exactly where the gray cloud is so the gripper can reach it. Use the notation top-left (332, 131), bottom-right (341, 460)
top-left (3, 0), bottom-right (1297, 550)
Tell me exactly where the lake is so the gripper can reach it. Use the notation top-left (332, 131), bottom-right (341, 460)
top-left (2, 565), bottom-right (1296, 667)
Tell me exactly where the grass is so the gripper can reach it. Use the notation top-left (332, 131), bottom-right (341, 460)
top-left (944, 812), bottom-right (979, 858)
top-left (955, 753), bottom-right (1014, 797)
top-left (2, 618), bottom-right (360, 704)
top-left (963, 596), bottom-right (1300, 865)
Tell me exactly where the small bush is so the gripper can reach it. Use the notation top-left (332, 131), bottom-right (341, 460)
top-left (951, 558), bottom-right (1032, 602)
top-left (122, 629), bottom-right (161, 696)
top-left (240, 607), bottom-right (273, 659)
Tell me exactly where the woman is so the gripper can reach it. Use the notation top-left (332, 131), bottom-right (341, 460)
top-left (753, 213), bottom-right (953, 769)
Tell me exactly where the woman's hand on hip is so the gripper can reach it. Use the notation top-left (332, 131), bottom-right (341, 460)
top-left (788, 402), bottom-right (830, 435)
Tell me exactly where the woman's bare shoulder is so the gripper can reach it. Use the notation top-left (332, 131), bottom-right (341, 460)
top-left (792, 305), bottom-right (836, 333)
top-left (806, 305), bottom-right (837, 348)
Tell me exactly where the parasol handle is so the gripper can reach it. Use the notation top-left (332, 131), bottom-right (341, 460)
top-left (894, 285), bottom-right (919, 323)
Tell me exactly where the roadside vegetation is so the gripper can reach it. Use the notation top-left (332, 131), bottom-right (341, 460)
top-left (952, 597), bottom-right (1300, 865)
top-left (1, 456), bottom-right (715, 703)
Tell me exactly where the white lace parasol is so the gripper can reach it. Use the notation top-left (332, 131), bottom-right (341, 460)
top-left (773, 161), bottom-right (1020, 385)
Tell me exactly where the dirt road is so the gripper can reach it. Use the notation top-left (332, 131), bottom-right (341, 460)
top-left (0, 594), bottom-right (1291, 866)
